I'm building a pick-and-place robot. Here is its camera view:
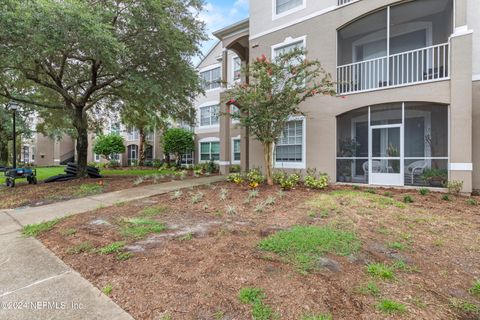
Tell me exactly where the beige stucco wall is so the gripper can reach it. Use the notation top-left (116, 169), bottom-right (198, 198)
top-left (245, 0), bottom-right (474, 192)
top-left (34, 133), bottom-right (55, 166)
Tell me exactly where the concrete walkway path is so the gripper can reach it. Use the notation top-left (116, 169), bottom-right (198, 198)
top-left (0, 175), bottom-right (224, 320)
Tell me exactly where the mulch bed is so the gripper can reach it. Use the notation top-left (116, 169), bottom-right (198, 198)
top-left (0, 172), bottom-right (201, 209)
top-left (38, 182), bottom-right (480, 319)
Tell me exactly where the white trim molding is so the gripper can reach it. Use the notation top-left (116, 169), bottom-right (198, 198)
top-left (271, 35), bottom-right (307, 59)
top-left (450, 25), bottom-right (473, 38)
top-left (449, 163), bottom-right (473, 171)
top-left (273, 0), bottom-right (307, 21)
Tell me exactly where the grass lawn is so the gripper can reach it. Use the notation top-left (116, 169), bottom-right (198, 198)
top-left (36, 182), bottom-right (480, 319)
top-left (0, 166), bottom-right (175, 184)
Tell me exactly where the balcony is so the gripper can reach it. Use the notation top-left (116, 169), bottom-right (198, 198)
top-left (337, 43), bottom-right (449, 94)
top-left (336, 0), bottom-right (453, 95)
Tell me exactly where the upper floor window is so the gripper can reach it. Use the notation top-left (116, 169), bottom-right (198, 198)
top-left (233, 57), bottom-right (241, 82)
top-left (200, 105), bottom-right (219, 127)
top-left (275, 0), bottom-right (304, 16)
top-left (127, 128), bottom-right (139, 141)
top-left (273, 39), bottom-right (304, 59)
top-left (201, 67), bottom-right (221, 91)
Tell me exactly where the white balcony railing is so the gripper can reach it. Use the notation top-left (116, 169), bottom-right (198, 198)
top-left (338, 0), bottom-right (355, 5)
top-left (337, 43), bottom-right (449, 95)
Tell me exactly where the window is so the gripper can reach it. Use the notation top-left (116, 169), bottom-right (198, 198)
top-left (31, 147), bottom-right (35, 161)
top-left (111, 153), bottom-right (120, 161)
top-left (273, 40), bottom-right (304, 59)
top-left (127, 145), bottom-right (139, 165)
top-left (94, 153), bottom-right (101, 162)
top-left (275, 118), bottom-right (304, 167)
top-left (200, 67), bottom-right (221, 91)
top-left (200, 105), bottom-right (219, 127)
top-left (127, 128), bottom-right (139, 141)
top-left (23, 146), bottom-right (29, 163)
top-left (110, 123), bottom-right (120, 134)
top-left (233, 139), bottom-right (241, 162)
top-left (181, 151), bottom-right (194, 166)
top-left (200, 141), bottom-right (220, 161)
top-left (275, 0), bottom-right (303, 15)
top-left (233, 57), bottom-right (241, 82)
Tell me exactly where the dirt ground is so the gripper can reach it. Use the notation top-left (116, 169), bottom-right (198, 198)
top-left (39, 182), bottom-right (480, 320)
top-left (0, 173), bottom-right (199, 209)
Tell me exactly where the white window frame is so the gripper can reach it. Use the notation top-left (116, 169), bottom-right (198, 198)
top-left (274, 116), bottom-right (306, 169)
top-left (198, 137), bottom-right (220, 163)
top-left (271, 35), bottom-right (307, 60)
top-left (199, 63), bottom-right (222, 92)
top-left (198, 102), bottom-right (220, 128)
top-left (94, 153), bottom-right (101, 162)
top-left (273, 0), bottom-right (306, 20)
top-left (127, 128), bottom-right (139, 141)
top-left (231, 56), bottom-right (242, 84)
top-left (231, 136), bottom-right (241, 165)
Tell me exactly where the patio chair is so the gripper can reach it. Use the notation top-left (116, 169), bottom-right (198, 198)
top-left (362, 160), bottom-right (382, 178)
top-left (406, 160), bottom-right (428, 185)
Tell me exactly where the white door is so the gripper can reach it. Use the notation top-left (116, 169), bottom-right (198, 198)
top-left (369, 125), bottom-right (403, 186)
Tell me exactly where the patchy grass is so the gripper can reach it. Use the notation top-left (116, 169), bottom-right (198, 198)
top-left (120, 218), bottom-right (166, 238)
top-left (355, 281), bottom-right (381, 297)
top-left (61, 228), bottom-right (77, 237)
top-left (22, 219), bottom-right (61, 237)
top-left (66, 242), bottom-right (93, 255)
top-left (388, 241), bottom-right (406, 251)
top-left (102, 284), bottom-right (113, 296)
top-left (141, 206), bottom-right (167, 217)
top-left (366, 263), bottom-right (395, 280)
top-left (449, 298), bottom-right (480, 315)
top-left (376, 299), bottom-right (407, 315)
top-left (102, 168), bottom-right (175, 176)
top-left (258, 226), bottom-right (360, 273)
top-left (116, 252), bottom-right (133, 261)
top-left (97, 241), bottom-right (126, 255)
top-left (470, 281), bottom-right (480, 296)
top-left (238, 288), bottom-right (274, 320)
top-left (328, 190), bottom-right (405, 209)
top-left (466, 198), bottom-right (478, 206)
top-left (0, 166), bottom-right (65, 184)
top-left (74, 183), bottom-right (103, 197)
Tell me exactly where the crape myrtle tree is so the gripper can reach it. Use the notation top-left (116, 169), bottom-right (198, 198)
top-left (0, 0), bottom-right (206, 176)
top-left (225, 49), bottom-right (336, 185)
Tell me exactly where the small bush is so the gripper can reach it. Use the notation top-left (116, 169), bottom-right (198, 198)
top-left (304, 169), bottom-right (329, 190)
top-left (384, 191), bottom-right (393, 197)
top-left (403, 195), bottom-right (414, 203)
top-left (226, 205), bottom-right (237, 215)
top-left (247, 169), bottom-right (265, 186)
top-left (365, 189), bottom-right (376, 194)
top-left (227, 173), bottom-right (244, 184)
top-left (419, 188), bottom-right (429, 196)
top-left (171, 190), bottom-right (183, 200)
top-left (446, 180), bottom-right (464, 194)
top-left (366, 263), bottom-right (395, 280)
top-left (376, 299), bottom-right (406, 315)
top-left (264, 196), bottom-right (276, 206)
top-left (276, 172), bottom-right (301, 191)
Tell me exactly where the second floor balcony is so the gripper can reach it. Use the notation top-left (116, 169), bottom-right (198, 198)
top-left (336, 0), bottom-right (453, 95)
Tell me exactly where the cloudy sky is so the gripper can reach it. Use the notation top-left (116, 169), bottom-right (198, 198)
top-left (196, 0), bottom-right (249, 64)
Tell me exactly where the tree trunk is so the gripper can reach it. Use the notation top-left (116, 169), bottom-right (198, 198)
top-left (263, 141), bottom-right (274, 185)
top-left (138, 128), bottom-right (145, 167)
top-left (72, 107), bottom-right (89, 177)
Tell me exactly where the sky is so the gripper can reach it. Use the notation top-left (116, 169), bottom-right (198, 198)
top-left (195, 0), bottom-right (249, 65)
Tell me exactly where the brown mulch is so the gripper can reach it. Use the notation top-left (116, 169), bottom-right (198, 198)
top-left (0, 173), bottom-right (199, 209)
top-left (38, 183), bottom-right (480, 319)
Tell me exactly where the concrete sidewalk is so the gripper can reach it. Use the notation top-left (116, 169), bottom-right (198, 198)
top-left (0, 175), bottom-right (224, 319)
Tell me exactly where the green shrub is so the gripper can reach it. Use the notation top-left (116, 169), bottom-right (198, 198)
top-left (227, 173), bottom-right (244, 184)
top-left (93, 134), bottom-right (126, 161)
top-left (419, 188), bottom-right (429, 196)
top-left (247, 169), bottom-right (265, 186)
top-left (470, 281), bottom-right (480, 296)
top-left (275, 172), bottom-right (300, 190)
top-left (442, 194), bottom-right (451, 201)
top-left (403, 195), bottom-right (414, 203)
top-left (304, 169), bottom-right (329, 190)
top-left (446, 180), bottom-right (464, 194)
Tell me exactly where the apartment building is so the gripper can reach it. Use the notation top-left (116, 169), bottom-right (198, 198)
top-left (200, 0), bottom-right (479, 193)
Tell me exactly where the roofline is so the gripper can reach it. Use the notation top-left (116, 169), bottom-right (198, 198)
top-left (195, 40), bottom-right (221, 69)
top-left (213, 18), bottom-right (249, 40)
